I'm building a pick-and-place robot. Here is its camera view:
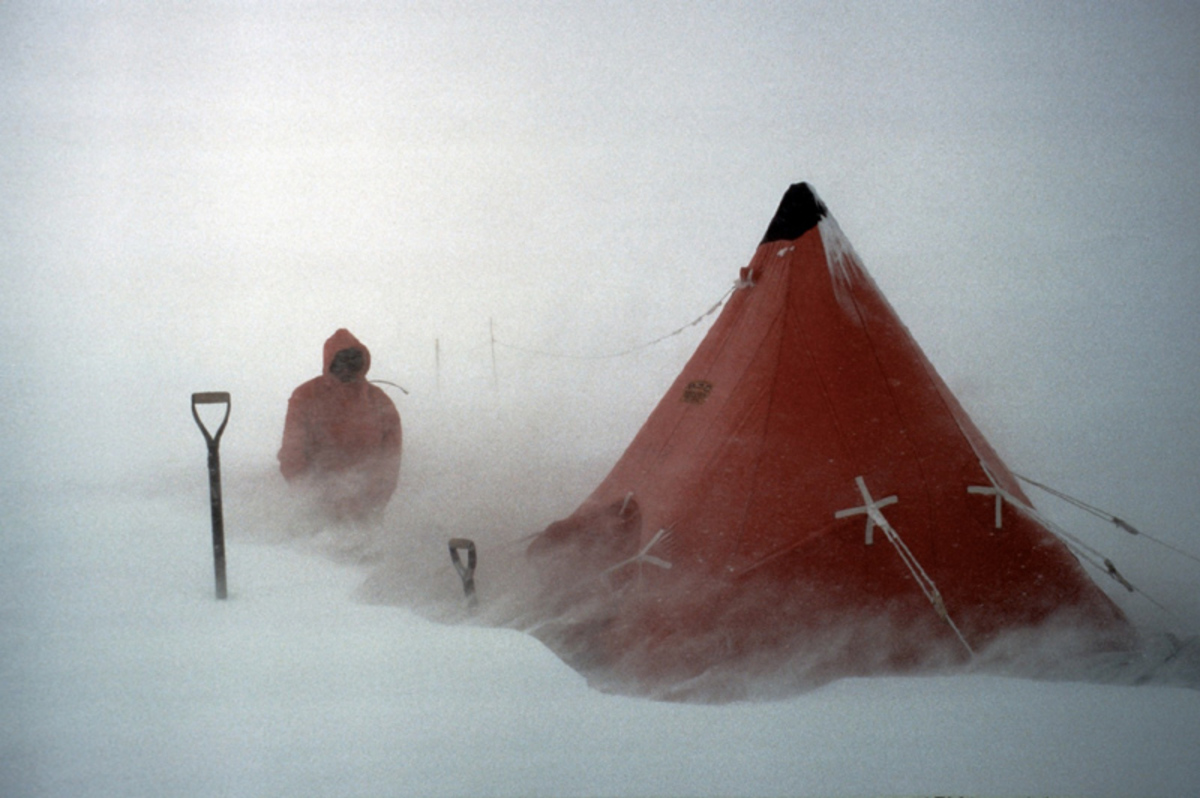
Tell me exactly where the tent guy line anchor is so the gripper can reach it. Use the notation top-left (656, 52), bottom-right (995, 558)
top-left (835, 476), bottom-right (975, 657)
top-left (491, 286), bottom-right (736, 361)
top-left (967, 461), bottom-right (1007, 528)
top-left (967, 484), bottom-right (1004, 528)
top-left (964, 453), bottom-right (1022, 528)
top-left (834, 476), bottom-right (898, 545)
top-left (603, 527), bottom-right (674, 577)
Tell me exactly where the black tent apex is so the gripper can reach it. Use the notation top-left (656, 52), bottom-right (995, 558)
top-left (760, 182), bottom-right (828, 244)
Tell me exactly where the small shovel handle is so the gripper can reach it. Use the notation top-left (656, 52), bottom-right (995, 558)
top-left (448, 538), bottom-right (477, 606)
top-left (191, 392), bottom-right (231, 445)
top-left (193, 391), bottom-right (231, 404)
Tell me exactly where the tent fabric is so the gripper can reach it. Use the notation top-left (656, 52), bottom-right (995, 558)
top-left (525, 183), bottom-right (1132, 696)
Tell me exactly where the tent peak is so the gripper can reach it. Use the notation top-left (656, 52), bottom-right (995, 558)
top-left (760, 182), bottom-right (828, 244)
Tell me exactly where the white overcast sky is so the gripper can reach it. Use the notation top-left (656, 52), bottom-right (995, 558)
top-left (2, 2), bottom-right (1198, 571)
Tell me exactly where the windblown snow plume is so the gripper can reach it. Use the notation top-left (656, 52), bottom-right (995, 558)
top-left (819, 213), bottom-right (866, 313)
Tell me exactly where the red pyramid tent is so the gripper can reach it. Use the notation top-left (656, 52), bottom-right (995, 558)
top-left (525, 183), bottom-right (1132, 697)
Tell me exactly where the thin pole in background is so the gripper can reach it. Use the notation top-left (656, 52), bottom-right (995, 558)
top-left (489, 318), bottom-right (498, 391)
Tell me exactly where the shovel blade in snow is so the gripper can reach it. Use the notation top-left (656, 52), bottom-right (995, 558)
top-left (448, 538), bottom-right (477, 607)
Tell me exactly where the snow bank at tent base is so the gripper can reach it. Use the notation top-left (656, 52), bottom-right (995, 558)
top-left (366, 544), bottom-right (1200, 704)
top-left (5, 483), bottom-right (1200, 797)
top-left (354, 482), bottom-right (1199, 703)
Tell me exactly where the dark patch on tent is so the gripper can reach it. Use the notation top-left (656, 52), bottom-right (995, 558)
top-left (760, 181), bottom-right (828, 244)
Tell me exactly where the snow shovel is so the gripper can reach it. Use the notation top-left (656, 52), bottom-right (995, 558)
top-left (191, 392), bottom-right (231, 600)
top-left (448, 538), bottom-right (477, 608)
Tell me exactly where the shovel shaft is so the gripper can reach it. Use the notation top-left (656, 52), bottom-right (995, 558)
top-left (207, 445), bottom-right (227, 599)
top-left (193, 392), bottom-right (231, 600)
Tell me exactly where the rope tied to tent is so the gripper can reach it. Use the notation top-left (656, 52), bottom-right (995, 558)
top-left (1104, 559), bottom-right (1136, 592)
top-left (836, 476), bottom-right (975, 657)
top-left (971, 464), bottom-right (1183, 622)
top-left (1027, 503), bottom-right (1179, 619)
top-left (966, 463), bottom-right (1154, 595)
top-left (491, 284), bottom-right (737, 361)
top-left (1014, 472), bottom-right (1200, 568)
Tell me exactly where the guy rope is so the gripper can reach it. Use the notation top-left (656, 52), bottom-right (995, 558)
top-left (1015, 472), bottom-right (1200, 568)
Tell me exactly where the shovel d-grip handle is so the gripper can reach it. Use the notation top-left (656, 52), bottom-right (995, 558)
top-left (192, 392), bottom-right (231, 600)
top-left (448, 538), bottom-right (477, 607)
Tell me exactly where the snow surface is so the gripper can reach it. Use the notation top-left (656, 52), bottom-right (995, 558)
top-left (4, 480), bottom-right (1199, 798)
top-left (5, 2), bottom-right (1200, 794)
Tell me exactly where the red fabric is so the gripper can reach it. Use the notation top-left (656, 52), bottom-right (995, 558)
top-left (278, 329), bottom-right (402, 520)
top-left (525, 186), bottom-right (1132, 693)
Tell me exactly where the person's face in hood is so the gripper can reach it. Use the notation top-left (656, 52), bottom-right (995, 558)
top-left (329, 347), bottom-right (365, 383)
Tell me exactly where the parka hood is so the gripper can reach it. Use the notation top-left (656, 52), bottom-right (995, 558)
top-left (323, 328), bottom-right (371, 377)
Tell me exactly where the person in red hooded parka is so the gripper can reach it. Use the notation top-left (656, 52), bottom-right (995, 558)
top-left (278, 329), bottom-right (402, 523)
